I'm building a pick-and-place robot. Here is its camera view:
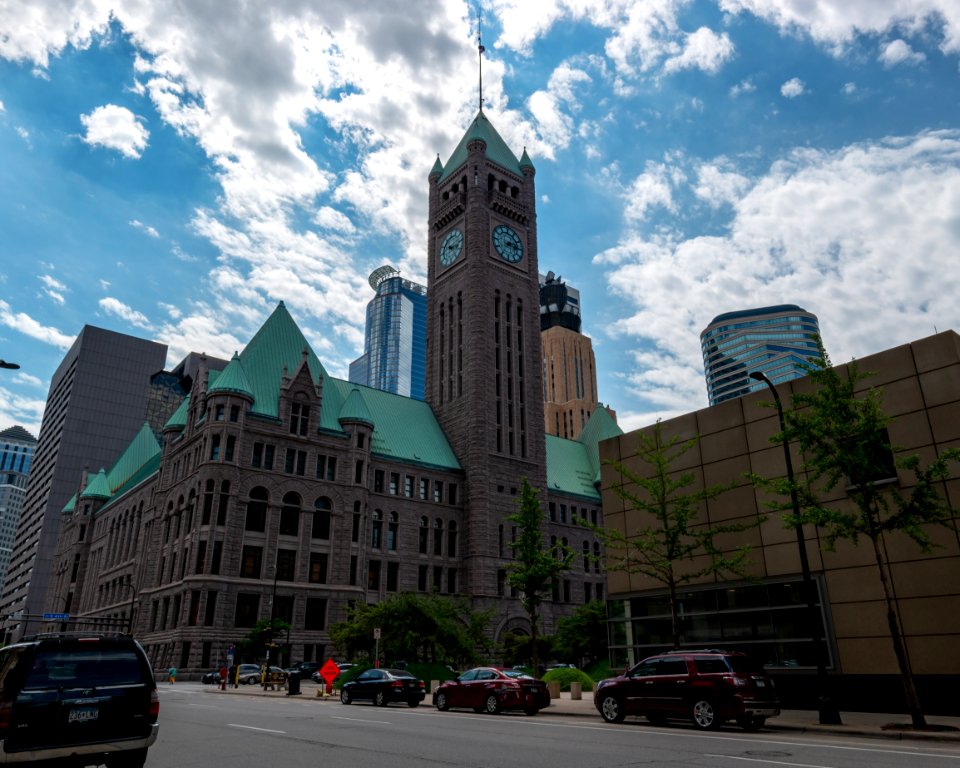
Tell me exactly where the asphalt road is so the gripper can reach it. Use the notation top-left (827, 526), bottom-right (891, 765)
top-left (147, 683), bottom-right (960, 768)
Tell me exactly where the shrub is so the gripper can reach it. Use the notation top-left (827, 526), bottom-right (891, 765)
top-left (542, 667), bottom-right (594, 692)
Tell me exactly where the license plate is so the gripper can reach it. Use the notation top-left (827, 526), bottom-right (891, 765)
top-left (756, 680), bottom-right (765, 688)
top-left (528, 687), bottom-right (539, 693)
top-left (68, 707), bottom-right (99, 723)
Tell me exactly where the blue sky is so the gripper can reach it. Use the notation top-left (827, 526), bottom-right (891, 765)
top-left (1, 1), bottom-right (959, 437)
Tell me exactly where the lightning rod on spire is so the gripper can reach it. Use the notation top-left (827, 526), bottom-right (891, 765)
top-left (477, 3), bottom-right (485, 111)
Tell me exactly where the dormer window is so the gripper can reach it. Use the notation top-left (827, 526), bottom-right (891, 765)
top-left (290, 402), bottom-right (310, 436)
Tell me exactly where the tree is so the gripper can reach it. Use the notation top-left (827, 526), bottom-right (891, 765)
top-left (601, 420), bottom-right (760, 649)
top-left (235, 617), bottom-right (291, 663)
top-left (328, 592), bottom-right (492, 667)
top-left (753, 341), bottom-right (960, 729)
top-left (506, 478), bottom-right (573, 677)
top-left (551, 600), bottom-right (608, 668)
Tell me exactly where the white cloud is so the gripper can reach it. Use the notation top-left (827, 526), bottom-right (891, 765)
top-left (730, 78), bottom-right (756, 97)
top-left (80, 104), bottom-right (149, 158)
top-left (13, 371), bottom-right (43, 388)
top-left (0, 99), bottom-right (4, 112)
top-left (314, 206), bottom-right (355, 233)
top-left (0, 384), bottom-right (46, 437)
top-left (129, 219), bottom-right (160, 238)
top-left (38, 274), bottom-right (67, 305)
top-left (879, 38), bottom-right (926, 67)
top-left (663, 27), bottom-right (735, 74)
top-left (843, 82), bottom-right (857, 95)
top-left (623, 160), bottom-right (681, 222)
top-left (526, 63), bottom-right (592, 158)
top-left (0, 300), bottom-right (74, 350)
top-left (718, 0), bottom-right (960, 56)
top-left (15, 126), bottom-right (29, 141)
top-left (694, 160), bottom-right (752, 207)
top-left (780, 77), bottom-right (805, 97)
top-left (596, 130), bottom-right (960, 414)
top-left (98, 297), bottom-right (153, 329)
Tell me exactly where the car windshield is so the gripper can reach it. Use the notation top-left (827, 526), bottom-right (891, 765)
top-left (23, 649), bottom-right (142, 689)
top-left (502, 670), bottom-right (533, 680)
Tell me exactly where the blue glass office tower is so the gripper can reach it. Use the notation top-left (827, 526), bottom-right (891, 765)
top-left (701, 304), bottom-right (822, 406)
top-left (349, 266), bottom-right (428, 400)
top-left (0, 426), bottom-right (37, 591)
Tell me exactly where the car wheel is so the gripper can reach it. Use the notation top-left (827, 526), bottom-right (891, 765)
top-left (109, 748), bottom-right (148, 768)
top-left (736, 715), bottom-right (766, 731)
top-left (407, 699), bottom-right (420, 708)
top-left (246, 675), bottom-right (258, 685)
top-left (435, 692), bottom-right (449, 711)
top-left (375, 691), bottom-right (387, 707)
top-left (598, 694), bottom-right (626, 724)
top-left (691, 699), bottom-right (722, 730)
top-left (340, 688), bottom-right (352, 704)
top-left (484, 694), bottom-right (500, 714)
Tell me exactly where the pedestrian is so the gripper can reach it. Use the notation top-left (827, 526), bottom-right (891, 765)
top-left (219, 664), bottom-right (228, 691)
top-left (168, 666), bottom-right (177, 684)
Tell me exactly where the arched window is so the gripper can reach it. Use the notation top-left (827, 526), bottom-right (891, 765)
top-left (387, 512), bottom-right (399, 551)
top-left (371, 509), bottom-right (383, 549)
top-left (418, 516), bottom-right (429, 554)
top-left (280, 492), bottom-right (301, 536)
top-left (245, 487), bottom-right (268, 532)
top-left (312, 497), bottom-right (331, 540)
top-left (447, 521), bottom-right (457, 558)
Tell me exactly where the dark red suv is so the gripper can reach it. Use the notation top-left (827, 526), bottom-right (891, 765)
top-left (594, 649), bottom-right (779, 730)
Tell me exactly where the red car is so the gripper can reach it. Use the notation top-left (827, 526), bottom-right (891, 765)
top-left (433, 667), bottom-right (550, 715)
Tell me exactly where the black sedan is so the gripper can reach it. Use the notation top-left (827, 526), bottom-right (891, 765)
top-left (339, 668), bottom-right (425, 707)
top-left (200, 668), bottom-right (225, 684)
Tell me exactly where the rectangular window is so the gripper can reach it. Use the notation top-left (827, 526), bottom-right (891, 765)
top-left (305, 598), bottom-right (327, 631)
top-left (548, 502), bottom-right (556, 522)
top-left (290, 402), bottom-right (310, 436)
top-left (273, 595), bottom-right (294, 625)
top-left (419, 478), bottom-right (428, 500)
top-left (352, 513), bottom-right (360, 543)
top-left (263, 444), bottom-right (275, 470)
top-left (433, 566), bottom-right (443, 592)
top-left (497, 569), bottom-right (506, 597)
top-left (325, 456), bottom-right (336, 481)
top-left (349, 555), bottom-right (358, 586)
top-left (195, 541), bottom-right (207, 574)
top-left (404, 475), bottom-right (414, 497)
top-left (210, 435), bottom-right (221, 461)
top-left (280, 505), bottom-right (300, 536)
top-left (312, 509), bottom-right (330, 540)
top-left (418, 565), bottom-right (428, 592)
top-left (235, 593), bottom-right (259, 628)
top-left (276, 548), bottom-right (297, 581)
top-left (447, 568), bottom-right (457, 594)
top-left (215, 405), bottom-right (225, 421)
top-left (217, 491), bottom-right (229, 526)
top-left (584, 582), bottom-right (592, 604)
top-left (202, 492), bottom-right (213, 525)
top-left (252, 442), bottom-right (263, 468)
top-left (374, 470), bottom-right (385, 493)
top-left (448, 483), bottom-right (458, 505)
top-left (367, 560), bottom-right (381, 591)
top-left (188, 590), bottom-right (201, 626)
top-left (433, 481), bottom-right (443, 503)
top-left (240, 546), bottom-right (262, 578)
top-left (211, 541), bottom-right (222, 574)
top-left (204, 591), bottom-right (218, 626)
top-left (387, 562), bottom-right (399, 592)
top-left (316, 454), bottom-right (336, 481)
top-left (230, 405), bottom-right (240, 422)
top-left (225, 435), bottom-right (236, 462)
top-left (355, 460), bottom-right (364, 484)
top-left (309, 552), bottom-right (328, 584)
top-left (389, 472), bottom-right (399, 495)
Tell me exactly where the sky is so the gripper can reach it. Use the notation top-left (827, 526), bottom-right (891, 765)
top-left (1, 0), bottom-right (960, 439)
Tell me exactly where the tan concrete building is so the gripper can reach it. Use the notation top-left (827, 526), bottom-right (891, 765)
top-left (599, 331), bottom-right (960, 712)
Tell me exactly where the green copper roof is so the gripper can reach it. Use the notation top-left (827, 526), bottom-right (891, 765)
top-left (81, 468), bottom-right (111, 499)
top-left (440, 110), bottom-right (522, 182)
top-left (208, 352), bottom-right (254, 398)
top-left (339, 387), bottom-right (374, 426)
top-left (328, 378), bottom-right (461, 470)
top-left (105, 423), bottom-right (162, 490)
top-left (239, 302), bottom-right (331, 421)
top-left (545, 436), bottom-right (600, 501)
top-left (165, 396), bottom-right (189, 430)
top-left (430, 154), bottom-right (444, 178)
top-left (577, 406), bottom-right (624, 483)
top-left (63, 494), bottom-right (76, 513)
top-left (519, 147), bottom-right (534, 171)
top-left (99, 453), bottom-right (162, 513)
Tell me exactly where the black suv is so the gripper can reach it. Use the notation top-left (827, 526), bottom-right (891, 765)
top-left (0, 633), bottom-right (159, 766)
top-left (594, 649), bottom-right (779, 731)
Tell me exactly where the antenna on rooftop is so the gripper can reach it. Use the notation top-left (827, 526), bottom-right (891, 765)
top-left (477, 2), bottom-right (485, 111)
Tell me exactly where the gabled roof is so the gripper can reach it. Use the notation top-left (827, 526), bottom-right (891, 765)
top-left (339, 387), bottom-right (374, 427)
top-left (440, 110), bottom-right (523, 182)
top-left (544, 408), bottom-right (624, 501)
top-left (208, 352), bottom-right (254, 398)
top-left (165, 396), bottom-right (189, 430)
top-left (72, 423), bottom-right (162, 511)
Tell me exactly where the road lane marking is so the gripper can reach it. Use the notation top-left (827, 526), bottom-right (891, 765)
top-left (332, 715), bottom-right (392, 725)
top-left (706, 754), bottom-right (833, 768)
top-left (227, 724), bottom-right (286, 733)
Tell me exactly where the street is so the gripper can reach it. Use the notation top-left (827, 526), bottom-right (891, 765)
top-left (147, 683), bottom-right (960, 768)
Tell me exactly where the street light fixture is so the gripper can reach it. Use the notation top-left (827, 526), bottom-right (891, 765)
top-left (749, 370), bottom-right (842, 725)
top-left (0, 360), bottom-right (19, 370)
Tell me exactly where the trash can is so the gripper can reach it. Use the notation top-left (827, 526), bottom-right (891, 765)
top-left (286, 672), bottom-right (301, 696)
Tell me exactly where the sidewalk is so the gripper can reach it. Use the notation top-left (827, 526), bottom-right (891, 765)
top-left (201, 682), bottom-right (960, 744)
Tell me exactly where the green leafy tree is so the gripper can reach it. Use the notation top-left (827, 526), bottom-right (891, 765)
top-left (235, 617), bottom-right (290, 663)
top-left (506, 478), bottom-right (573, 677)
top-left (601, 420), bottom-right (760, 649)
top-left (329, 592), bottom-right (492, 667)
top-left (752, 341), bottom-right (960, 729)
top-left (551, 600), bottom-right (609, 668)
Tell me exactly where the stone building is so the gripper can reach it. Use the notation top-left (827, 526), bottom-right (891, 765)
top-left (46, 111), bottom-right (619, 673)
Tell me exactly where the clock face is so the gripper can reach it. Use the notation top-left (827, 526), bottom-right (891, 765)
top-left (439, 228), bottom-right (463, 267)
top-left (492, 224), bottom-right (523, 263)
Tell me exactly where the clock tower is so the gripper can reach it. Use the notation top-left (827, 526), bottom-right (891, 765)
top-left (426, 110), bottom-right (547, 603)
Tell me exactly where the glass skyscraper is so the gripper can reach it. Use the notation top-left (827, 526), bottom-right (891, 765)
top-left (349, 266), bottom-right (428, 400)
top-left (0, 426), bottom-right (36, 591)
top-left (700, 304), bottom-right (822, 406)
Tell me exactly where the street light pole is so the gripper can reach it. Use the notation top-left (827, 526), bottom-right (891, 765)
top-left (750, 371), bottom-right (842, 725)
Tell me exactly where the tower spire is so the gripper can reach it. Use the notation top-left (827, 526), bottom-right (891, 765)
top-left (477, 3), bottom-right (485, 111)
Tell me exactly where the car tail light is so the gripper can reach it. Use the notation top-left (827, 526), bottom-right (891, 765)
top-left (148, 689), bottom-right (160, 722)
top-left (390, 681), bottom-right (403, 689)
top-left (723, 676), bottom-right (748, 687)
top-left (418, 681), bottom-right (425, 689)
